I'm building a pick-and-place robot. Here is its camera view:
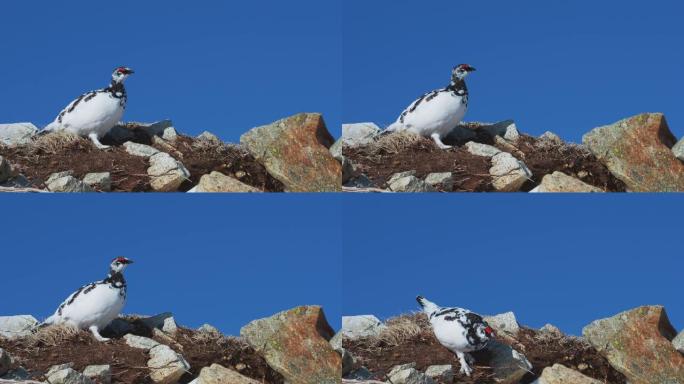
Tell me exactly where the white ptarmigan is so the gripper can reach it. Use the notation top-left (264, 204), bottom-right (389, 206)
top-left (43, 66), bottom-right (135, 149)
top-left (416, 295), bottom-right (495, 376)
top-left (385, 64), bottom-right (476, 149)
top-left (43, 257), bottom-right (134, 341)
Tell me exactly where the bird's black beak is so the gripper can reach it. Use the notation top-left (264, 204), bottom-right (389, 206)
top-left (468, 66), bottom-right (477, 72)
top-left (124, 259), bottom-right (134, 264)
top-left (126, 69), bottom-right (135, 75)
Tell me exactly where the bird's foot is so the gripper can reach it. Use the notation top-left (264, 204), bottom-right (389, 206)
top-left (88, 134), bottom-right (111, 150)
top-left (465, 353), bottom-right (475, 366)
top-left (430, 133), bottom-right (452, 149)
top-left (89, 326), bottom-right (110, 342)
top-left (457, 351), bottom-right (473, 376)
top-left (459, 362), bottom-right (473, 376)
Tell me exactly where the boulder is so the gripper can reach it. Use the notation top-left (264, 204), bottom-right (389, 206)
top-left (424, 365), bottom-right (453, 382)
top-left (536, 364), bottom-right (602, 384)
top-left (196, 364), bottom-right (260, 384)
top-left (342, 315), bottom-right (386, 340)
top-left (240, 305), bottom-right (339, 384)
top-left (0, 123), bottom-right (38, 146)
top-left (0, 348), bottom-right (10, 376)
top-left (582, 305), bottom-right (684, 383)
top-left (330, 138), bottom-right (343, 162)
top-left (106, 120), bottom-right (173, 143)
top-left (197, 324), bottom-right (221, 335)
top-left (342, 123), bottom-right (381, 147)
top-left (489, 152), bottom-right (531, 191)
top-left (673, 331), bottom-right (684, 353)
top-left (0, 315), bottom-right (38, 339)
top-left (123, 334), bottom-right (160, 350)
top-left (123, 141), bottom-right (160, 157)
top-left (240, 113), bottom-right (341, 192)
top-left (539, 324), bottom-right (564, 338)
top-left (387, 170), bottom-right (416, 185)
top-left (464, 141), bottom-right (501, 157)
top-left (389, 175), bottom-right (436, 192)
top-left (538, 131), bottom-right (564, 146)
top-left (82, 172), bottom-right (111, 192)
top-left (162, 127), bottom-right (178, 141)
top-left (387, 364), bottom-right (435, 384)
top-left (82, 365), bottom-right (111, 384)
top-left (47, 367), bottom-right (94, 384)
top-left (0, 157), bottom-right (11, 183)
top-left (582, 113), bottom-right (684, 191)
top-left (424, 172), bottom-right (453, 190)
top-left (197, 131), bottom-right (222, 145)
top-left (532, 171), bottom-right (603, 193)
top-left (194, 171), bottom-right (261, 192)
top-left (147, 345), bottom-right (190, 384)
top-left (480, 120), bottom-right (519, 142)
top-left (1, 366), bottom-right (30, 381)
top-left (484, 312), bottom-right (520, 336)
top-left (139, 313), bottom-right (174, 331)
top-left (103, 318), bottom-right (133, 336)
top-left (330, 331), bottom-right (354, 376)
top-left (147, 153), bottom-right (190, 192)
top-left (46, 171), bottom-right (93, 193)
top-left (487, 340), bottom-right (532, 384)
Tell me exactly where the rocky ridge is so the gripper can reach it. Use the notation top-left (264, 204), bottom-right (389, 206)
top-left (0, 113), bottom-right (340, 193)
top-left (341, 305), bottom-right (684, 384)
top-left (0, 305), bottom-right (340, 384)
top-left (341, 112), bottom-right (684, 192)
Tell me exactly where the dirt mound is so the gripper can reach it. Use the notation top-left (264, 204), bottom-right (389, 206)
top-left (344, 313), bottom-right (626, 384)
top-left (0, 322), bottom-right (283, 384)
top-left (344, 128), bottom-right (626, 192)
top-left (0, 127), bottom-right (284, 192)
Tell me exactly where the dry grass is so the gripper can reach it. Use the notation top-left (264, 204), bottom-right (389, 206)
top-left (30, 131), bottom-right (90, 154)
top-left (21, 324), bottom-right (83, 348)
top-left (358, 131), bottom-right (427, 156)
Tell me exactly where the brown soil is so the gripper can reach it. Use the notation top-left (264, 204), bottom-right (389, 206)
top-left (0, 128), bottom-right (284, 192)
top-left (344, 129), bottom-right (626, 192)
top-left (344, 313), bottom-right (626, 384)
top-left (0, 321), bottom-right (283, 384)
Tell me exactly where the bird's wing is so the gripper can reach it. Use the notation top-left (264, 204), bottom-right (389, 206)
top-left (50, 90), bottom-right (101, 126)
top-left (396, 89), bottom-right (441, 125)
top-left (51, 282), bottom-right (98, 318)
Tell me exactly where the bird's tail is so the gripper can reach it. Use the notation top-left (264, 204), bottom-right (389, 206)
top-left (416, 296), bottom-right (440, 316)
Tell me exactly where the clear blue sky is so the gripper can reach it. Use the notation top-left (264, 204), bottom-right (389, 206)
top-left (0, 0), bottom-right (341, 142)
top-left (343, 0), bottom-right (684, 142)
top-left (342, 195), bottom-right (683, 336)
top-left (0, 195), bottom-right (341, 335)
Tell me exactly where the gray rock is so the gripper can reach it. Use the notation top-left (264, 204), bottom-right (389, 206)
top-left (389, 176), bottom-right (436, 193)
top-left (123, 141), bottom-right (160, 157)
top-left (162, 127), bottom-right (178, 142)
top-left (503, 123), bottom-right (520, 142)
top-left (487, 340), bottom-right (532, 384)
top-left (479, 120), bottom-right (519, 141)
top-left (674, 331), bottom-right (684, 353)
top-left (0, 315), bottom-right (38, 339)
top-left (345, 367), bottom-right (372, 380)
top-left (532, 171), bottom-right (602, 193)
top-left (484, 312), bottom-right (520, 336)
top-left (197, 324), bottom-right (221, 335)
top-left (103, 318), bottom-right (133, 336)
top-left (0, 174), bottom-right (33, 189)
top-left (424, 365), bottom-right (453, 382)
top-left (147, 345), bottom-right (190, 384)
top-left (136, 120), bottom-right (173, 138)
top-left (331, 331), bottom-right (354, 377)
top-left (342, 157), bottom-right (356, 184)
top-left (537, 364), bottom-right (602, 384)
top-left (1, 366), bottom-right (30, 380)
top-left (342, 379), bottom-right (384, 384)
top-left (106, 120), bottom-right (173, 143)
top-left (387, 170), bottom-right (416, 185)
top-left (330, 138), bottom-right (342, 162)
top-left (196, 363), bottom-right (260, 384)
top-left (539, 131), bottom-right (564, 146)
top-left (0, 156), bottom-right (12, 183)
top-left (387, 363), bottom-right (416, 378)
top-left (47, 363), bottom-right (75, 377)
top-left (388, 365), bottom-right (435, 384)
top-left (194, 171), bottom-right (261, 192)
top-left (539, 324), bottom-right (564, 338)
top-left (123, 334), bottom-right (160, 350)
top-left (0, 123), bottom-right (38, 146)
top-left (673, 137), bottom-right (684, 162)
top-left (47, 367), bottom-right (94, 384)
top-left (147, 153), bottom-right (190, 192)
top-left (342, 123), bottom-right (381, 147)
top-left (489, 152), bottom-right (531, 192)
top-left (82, 172), bottom-right (111, 192)
top-left (46, 173), bottom-right (93, 193)
top-left (0, 348), bottom-right (10, 376)
top-left (424, 172), bottom-right (453, 189)
top-left (342, 315), bottom-right (386, 340)
top-left (139, 313), bottom-right (173, 332)
top-left (197, 131), bottom-right (222, 145)
top-left (162, 317), bottom-right (178, 335)
top-left (464, 141), bottom-right (501, 157)
top-left (82, 365), bottom-right (111, 384)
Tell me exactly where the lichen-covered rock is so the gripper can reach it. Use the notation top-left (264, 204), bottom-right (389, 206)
top-left (424, 365), bottom-right (453, 382)
top-left (0, 156), bottom-right (12, 183)
top-left (0, 123), bottom-right (38, 146)
top-left (82, 365), bottom-right (111, 384)
top-left (342, 315), bottom-right (387, 340)
top-left (583, 113), bottom-right (684, 191)
top-left (424, 172), bottom-right (453, 189)
top-left (532, 171), bottom-right (603, 193)
top-left (195, 171), bottom-right (261, 192)
top-left (582, 305), bottom-right (684, 384)
top-left (46, 171), bottom-right (93, 193)
top-left (147, 344), bottom-right (190, 384)
top-left (124, 334), bottom-right (160, 350)
top-left (389, 175), bottom-right (436, 192)
top-left (240, 113), bottom-right (341, 192)
top-left (536, 364), bottom-right (602, 384)
top-left (483, 312), bottom-right (520, 336)
top-left (123, 141), bottom-right (160, 157)
top-left (196, 363), bottom-right (260, 384)
top-left (47, 367), bottom-right (94, 384)
top-left (147, 153), bottom-right (190, 192)
top-left (490, 152), bottom-right (531, 191)
top-left (487, 340), bottom-right (532, 384)
top-left (82, 172), bottom-right (111, 192)
top-left (673, 330), bottom-right (684, 353)
top-left (388, 366), bottom-right (435, 384)
top-left (464, 141), bottom-right (501, 157)
top-left (0, 348), bottom-right (10, 376)
top-left (342, 123), bottom-right (381, 147)
top-left (240, 305), bottom-right (340, 384)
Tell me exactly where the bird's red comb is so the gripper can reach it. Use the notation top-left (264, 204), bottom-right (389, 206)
top-left (485, 326), bottom-right (494, 335)
top-left (113, 256), bottom-right (128, 263)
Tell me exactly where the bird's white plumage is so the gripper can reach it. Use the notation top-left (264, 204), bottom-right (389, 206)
top-left (44, 92), bottom-right (124, 140)
top-left (45, 283), bottom-right (125, 331)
